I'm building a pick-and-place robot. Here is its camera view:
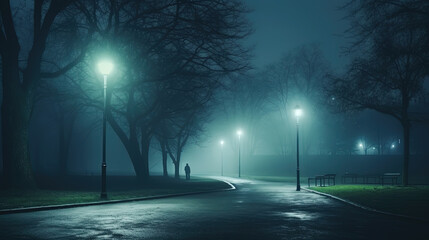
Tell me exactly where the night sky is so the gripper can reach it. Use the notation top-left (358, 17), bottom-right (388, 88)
top-left (245, 0), bottom-right (348, 69)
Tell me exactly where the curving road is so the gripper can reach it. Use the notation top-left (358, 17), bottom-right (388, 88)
top-left (0, 177), bottom-right (427, 239)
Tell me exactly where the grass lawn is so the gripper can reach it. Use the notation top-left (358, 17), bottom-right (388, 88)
top-left (0, 176), bottom-right (229, 210)
top-left (308, 185), bottom-right (429, 219)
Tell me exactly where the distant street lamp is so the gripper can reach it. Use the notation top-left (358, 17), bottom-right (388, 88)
top-left (358, 140), bottom-right (368, 155)
top-left (98, 59), bottom-right (113, 199)
top-left (220, 140), bottom-right (224, 176)
top-left (294, 105), bottom-right (302, 191)
top-left (237, 130), bottom-right (242, 178)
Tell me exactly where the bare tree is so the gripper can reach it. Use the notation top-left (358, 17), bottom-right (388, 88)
top-left (294, 44), bottom-right (328, 100)
top-left (264, 54), bottom-right (295, 158)
top-left (165, 108), bottom-right (209, 179)
top-left (36, 75), bottom-right (91, 177)
top-left (155, 124), bottom-right (169, 177)
top-left (87, 0), bottom-right (250, 181)
top-left (262, 44), bottom-right (330, 157)
top-left (221, 73), bottom-right (272, 161)
top-left (0, 0), bottom-right (250, 187)
top-left (325, 0), bottom-right (429, 185)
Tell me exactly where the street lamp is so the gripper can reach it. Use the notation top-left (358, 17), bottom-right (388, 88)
top-left (358, 140), bottom-right (368, 155)
top-left (220, 140), bottom-right (224, 176)
top-left (237, 129), bottom-right (242, 178)
top-left (294, 105), bottom-right (302, 191)
top-left (98, 59), bottom-right (113, 199)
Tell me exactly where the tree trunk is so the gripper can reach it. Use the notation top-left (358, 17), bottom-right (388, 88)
top-left (121, 133), bottom-right (150, 182)
top-left (1, 61), bottom-right (35, 188)
top-left (402, 120), bottom-right (410, 186)
top-left (58, 112), bottom-right (66, 176)
top-left (58, 110), bottom-right (77, 177)
top-left (107, 112), bottom-right (150, 182)
top-left (174, 150), bottom-right (182, 179)
top-left (58, 111), bottom-right (67, 176)
top-left (127, 138), bottom-right (147, 181)
top-left (140, 132), bottom-right (151, 179)
top-left (160, 139), bottom-right (168, 177)
top-left (174, 161), bottom-right (180, 179)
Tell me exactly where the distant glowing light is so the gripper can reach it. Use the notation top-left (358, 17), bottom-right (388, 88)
top-left (359, 143), bottom-right (363, 148)
top-left (220, 140), bottom-right (224, 145)
top-left (98, 60), bottom-right (114, 75)
top-left (237, 130), bottom-right (242, 136)
top-left (391, 144), bottom-right (395, 149)
top-left (294, 105), bottom-right (303, 118)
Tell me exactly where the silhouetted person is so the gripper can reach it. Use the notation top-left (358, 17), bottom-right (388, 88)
top-left (184, 163), bottom-right (191, 180)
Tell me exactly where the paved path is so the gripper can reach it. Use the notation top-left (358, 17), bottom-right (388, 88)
top-left (0, 177), bottom-right (427, 239)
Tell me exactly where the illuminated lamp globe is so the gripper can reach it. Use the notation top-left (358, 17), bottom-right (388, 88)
top-left (98, 60), bottom-right (114, 75)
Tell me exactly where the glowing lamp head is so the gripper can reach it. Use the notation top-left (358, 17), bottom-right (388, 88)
top-left (220, 140), bottom-right (224, 145)
top-left (237, 130), bottom-right (242, 136)
top-left (294, 105), bottom-right (302, 118)
top-left (359, 143), bottom-right (363, 148)
top-left (98, 60), bottom-right (114, 75)
top-left (391, 144), bottom-right (395, 149)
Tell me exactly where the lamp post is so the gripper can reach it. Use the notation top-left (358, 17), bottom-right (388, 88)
top-left (294, 105), bottom-right (302, 191)
top-left (220, 140), bottom-right (224, 176)
top-left (237, 130), bottom-right (242, 178)
top-left (98, 60), bottom-right (113, 199)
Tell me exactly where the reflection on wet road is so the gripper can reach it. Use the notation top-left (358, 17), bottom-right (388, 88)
top-left (0, 177), bottom-right (427, 239)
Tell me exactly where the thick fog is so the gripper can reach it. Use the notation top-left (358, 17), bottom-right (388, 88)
top-left (1, 0), bottom-right (428, 186)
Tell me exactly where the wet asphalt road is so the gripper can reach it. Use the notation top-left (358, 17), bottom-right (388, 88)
top-left (0, 177), bottom-right (428, 240)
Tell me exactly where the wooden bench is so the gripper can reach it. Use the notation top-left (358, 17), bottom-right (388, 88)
top-left (363, 174), bottom-right (381, 184)
top-left (341, 173), bottom-right (358, 184)
top-left (308, 177), bottom-right (316, 187)
top-left (381, 173), bottom-right (400, 185)
top-left (342, 173), bottom-right (382, 184)
top-left (308, 175), bottom-right (324, 187)
top-left (308, 174), bottom-right (336, 187)
top-left (324, 174), bottom-right (336, 186)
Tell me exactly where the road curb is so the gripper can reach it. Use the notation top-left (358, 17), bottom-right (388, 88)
top-left (0, 179), bottom-right (236, 215)
top-left (302, 187), bottom-right (427, 223)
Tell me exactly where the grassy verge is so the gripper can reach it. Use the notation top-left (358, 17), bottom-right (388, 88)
top-left (0, 176), bottom-right (229, 210)
top-left (308, 185), bottom-right (429, 219)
